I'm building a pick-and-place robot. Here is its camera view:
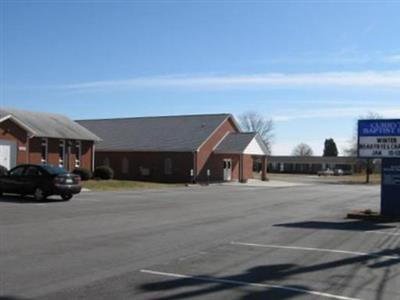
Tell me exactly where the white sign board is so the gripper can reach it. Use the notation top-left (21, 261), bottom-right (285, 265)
top-left (358, 119), bottom-right (400, 158)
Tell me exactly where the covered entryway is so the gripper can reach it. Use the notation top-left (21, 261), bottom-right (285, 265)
top-left (0, 140), bottom-right (17, 170)
top-left (213, 132), bottom-right (269, 182)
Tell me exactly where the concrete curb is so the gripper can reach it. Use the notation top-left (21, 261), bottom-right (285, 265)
top-left (347, 210), bottom-right (400, 222)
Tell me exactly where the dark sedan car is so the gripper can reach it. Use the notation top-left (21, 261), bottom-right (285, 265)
top-left (0, 164), bottom-right (81, 201)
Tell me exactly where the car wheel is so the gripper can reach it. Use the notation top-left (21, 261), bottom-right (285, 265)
top-left (61, 194), bottom-right (73, 201)
top-left (34, 187), bottom-right (46, 201)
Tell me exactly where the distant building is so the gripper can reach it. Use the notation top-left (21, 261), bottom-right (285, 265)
top-left (268, 156), bottom-right (361, 174)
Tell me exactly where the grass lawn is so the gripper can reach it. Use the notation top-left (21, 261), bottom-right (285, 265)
top-left (335, 173), bottom-right (381, 185)
top-left (82, 180), bottom-right (183, 191)
top-left (268, 173), bottom-right (381, 185)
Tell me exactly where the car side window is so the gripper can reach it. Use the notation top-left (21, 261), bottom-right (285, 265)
top-left (9, 166), bottom-right (25, 177)
top-left (25, 166), bottom-right (41, 177)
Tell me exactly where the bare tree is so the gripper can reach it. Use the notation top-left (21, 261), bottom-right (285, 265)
top-left (344, 112), bottom-right (382, 156)
top-left (239, 111), bottom-right (274, 155)
top-left (344, 112), bottom-right (382, 183)
top-left (292, 143), bottom-right (314, 157)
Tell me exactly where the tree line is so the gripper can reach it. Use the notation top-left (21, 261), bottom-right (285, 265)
top-left (238, 111), bottom-right (339, 157)
top-left (238, 111), bottom-right (381, 158)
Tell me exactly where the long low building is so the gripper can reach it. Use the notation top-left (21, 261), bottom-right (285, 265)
top-left (268, 156), bottom-right (361, 174)
top-left (78, 113), bottom-right (269, 183)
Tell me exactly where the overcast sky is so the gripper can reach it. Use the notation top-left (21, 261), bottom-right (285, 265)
top-left (2, 1), bottom-right (400, 155)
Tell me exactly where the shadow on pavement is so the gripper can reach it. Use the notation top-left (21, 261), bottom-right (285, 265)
top-left (274, 220), bottom-right (397, 231)
top-left (0, 297), bottom-right (32, 300)
top-left (0, 194), bottom-right (64, 204)
top-left (140, 265), bottom-right (309, 300)
top-left (139, 247), bottom-right (400, 300)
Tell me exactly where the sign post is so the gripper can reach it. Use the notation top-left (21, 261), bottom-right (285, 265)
top-left (381, 159), bottom-right (400, 217)
top-left (358, 119), bottom-right (400, 217)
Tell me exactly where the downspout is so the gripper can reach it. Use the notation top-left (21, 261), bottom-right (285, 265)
top-left (192, 151), bottom-right (197, 183)
top-left (26, 137), bottom-right (30, 164)
top-left (92, 143), bottom-right (96, 173)
top-left (67, 140), bottom-right (71, 171)
top-left (26, 134), bottom-right (33, 164)
top-left (240, 154), bottom-right (243, 182)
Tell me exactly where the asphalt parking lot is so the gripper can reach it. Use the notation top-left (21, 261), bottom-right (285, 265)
top-left (1, 181), bottom-right (399, 300)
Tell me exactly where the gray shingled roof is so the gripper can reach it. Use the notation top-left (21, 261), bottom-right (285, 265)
top-left (77, 114), bottom-right (235, 152)
top-left (214, 132), bottom-right (262, 154)
top-left (0, 108), bottom-right (101, 141)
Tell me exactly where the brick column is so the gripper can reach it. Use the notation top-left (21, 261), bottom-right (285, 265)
top-left (261, 156), bottom-right (267, 181)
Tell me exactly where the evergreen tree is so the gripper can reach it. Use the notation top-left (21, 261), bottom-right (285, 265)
top-left (323, 138), bottom-right (338, 157)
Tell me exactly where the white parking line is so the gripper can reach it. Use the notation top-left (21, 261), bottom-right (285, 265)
top-left (230, 242), bottom-right (400, 260)
top-left (140, 269), bottom-right (362, 300)
top-left (366, 230), bottom-right (400, 236)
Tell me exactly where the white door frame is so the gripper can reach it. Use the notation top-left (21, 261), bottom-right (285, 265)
top-left (0, 140), bottom-right (17, 170)
top-left (223, 159), bottom-right (232, 181)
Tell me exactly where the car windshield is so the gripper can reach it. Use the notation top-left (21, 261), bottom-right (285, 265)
top-left (41, 165), bottom-right (68, 175)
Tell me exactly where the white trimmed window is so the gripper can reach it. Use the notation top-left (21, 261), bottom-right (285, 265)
top-left (41, 138), bottom-right (48, 164)
top-left (164, 158), bottom-right (172, 175)
top-left (122, 157), bottom-right (129, 174)
top-left (59, 140), bottom-right (65, 168)
top-left (75, 141), bottom-right (81, 168)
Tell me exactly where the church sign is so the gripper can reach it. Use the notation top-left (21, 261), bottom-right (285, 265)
top-left (358, 119), bottom-right (400, 158)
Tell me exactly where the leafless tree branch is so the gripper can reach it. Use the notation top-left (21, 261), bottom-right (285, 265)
top-left (292, 143), bottom-right (314, 156)
top-left (239, 111), bottom-right (274, 155)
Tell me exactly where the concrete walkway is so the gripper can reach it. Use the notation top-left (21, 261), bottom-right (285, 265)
top-left (220, 179), bottom-right (309, 188)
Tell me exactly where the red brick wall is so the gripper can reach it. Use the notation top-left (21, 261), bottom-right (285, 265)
top-left (28, 138), bottom-right (42, 165)
top-left (0, 119), bottom-right (94, 171)
top-left (93, 117), bottom-right (240, 183)
top-left (242, 154), bottom-right (254, 181)
top-left (94, 151), bottom-right (247, 183)
top-left (81, 141), bottom-right (93, 171)
top-left (29, 138), bottom-right (93, 171)
top-left (95, 151), bottom-right (194, 183)
top-left (204, 154), bottom-right (255, 182)
top-left (196, 118), bottom-right (239, 180)
top-left (205, 153), bottom-right (240, 181)
top-left (90, 116), bottom-right (258, 183)
top-left (0, 120), bottom-right (28, 165)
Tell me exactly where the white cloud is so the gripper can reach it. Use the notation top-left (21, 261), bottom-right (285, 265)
top-left (255, 51), bottom-right (400, 66)
top-left (273, 107), bottom-right (400, 122)
top-left (60, 70), bottom-right (400, 91)
top-left (253, 56), bottom-right (370, 65)
top-left (383, 54), bottom-right (400, 63)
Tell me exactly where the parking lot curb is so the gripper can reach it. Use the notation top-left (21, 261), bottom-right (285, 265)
top-left (347, 210), bottom-right (400, 222)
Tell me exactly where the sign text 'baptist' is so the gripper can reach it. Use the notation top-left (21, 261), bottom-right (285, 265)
top-left (358, 119), bottom-right (400, 158)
